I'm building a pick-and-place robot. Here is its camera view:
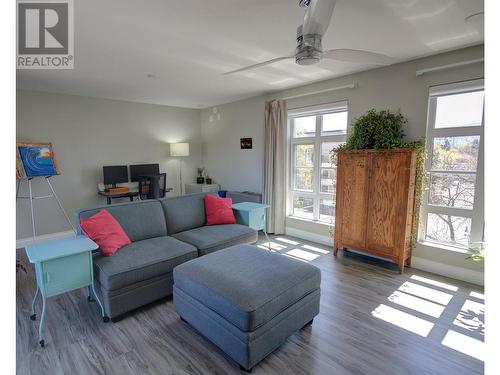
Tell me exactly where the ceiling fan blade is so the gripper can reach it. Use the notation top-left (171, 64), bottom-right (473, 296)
top-left (322, 49), bottom-right (393, 65)
top-left (223, 56), bottom-right (293, 75)
top-left (302, 0), bottom-right (337, 36)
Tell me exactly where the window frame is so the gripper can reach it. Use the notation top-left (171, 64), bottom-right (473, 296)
top-left (420, 79), bottom-right (484, 250)
top-left (287, 101), bottom-right (348, 224)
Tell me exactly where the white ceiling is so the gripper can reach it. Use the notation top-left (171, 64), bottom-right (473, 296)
top-left (17, 0), bottom-right (484, 109)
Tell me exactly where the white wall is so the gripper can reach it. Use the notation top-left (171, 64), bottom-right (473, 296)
top-left (16, 90), bottom-right (202, 240)
top-left (201, 96), bottom-right (265, 193)
top-left (200, 45), bottom-right (484, 284)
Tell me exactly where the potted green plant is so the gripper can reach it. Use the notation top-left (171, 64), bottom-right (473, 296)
top-left (335, 109), bottom-right (423, 151)
top-left (197, 167), bottom-right (205, 184)
top-left (206, 175), bottom-right (213, 185)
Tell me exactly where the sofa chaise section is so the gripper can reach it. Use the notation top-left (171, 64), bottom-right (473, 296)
top-left (93, 236), bottom-right (197, 318)
top-left (75, 200), bottom-right (197, 319)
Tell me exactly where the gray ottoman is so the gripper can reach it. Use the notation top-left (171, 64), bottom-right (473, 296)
top-left (173, 244), bottom-right (321, 372)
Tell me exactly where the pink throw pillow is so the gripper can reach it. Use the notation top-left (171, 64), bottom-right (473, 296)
top-left (205, 194), bottom-right (236, 225)
top-left (80, 210), bottom-right (131, 256)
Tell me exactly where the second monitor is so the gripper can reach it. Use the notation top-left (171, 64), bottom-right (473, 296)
top-left (130, 163), bottom-right (160, 181)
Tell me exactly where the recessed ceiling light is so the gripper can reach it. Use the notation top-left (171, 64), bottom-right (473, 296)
top-left (465, 12), bottom-right (484, 22)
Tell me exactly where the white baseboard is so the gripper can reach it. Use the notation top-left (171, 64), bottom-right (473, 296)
top-left (285, 227), bottom-right (332, 247)
top-left (16, 230), bottom-right (75, 249)
top-left (411, 257), bottom-right (484, 286)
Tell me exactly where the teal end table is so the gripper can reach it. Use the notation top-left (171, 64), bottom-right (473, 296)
top-left (25, 235), bottom-right (108, 348)
top-left (232, 202), bottom-right (271, 250)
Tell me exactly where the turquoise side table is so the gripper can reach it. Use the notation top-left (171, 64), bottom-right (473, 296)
top-left (232, 202), bottom-right (271, 249)
top-left (25, 236), bottom-right (108, 347)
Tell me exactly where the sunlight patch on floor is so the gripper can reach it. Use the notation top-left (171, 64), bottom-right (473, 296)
top-left (469, 291), bottom-right (484, 300)
top-left (285, 248), bottom-right (320, 262)
top-left (257, 241), bottom-right (286, 251)
top-left (398, 281), bottom-right (453, 305)
top-left (388, 291), bottom-right (445, 318)
top-left (442, 330), bottom-right (484, 361)
top-left (275, 237), bottom-right (300, 246)
top-left (410, 275), bottom-right (458, 292)
top-left (453, 299), bottom-right (484, 335)
top-left (302, 244), bottom-right (330, 254)
top-left (371, 304), bottom-right (434, 337)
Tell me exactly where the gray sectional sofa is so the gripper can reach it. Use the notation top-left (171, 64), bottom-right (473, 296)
top-left (75, 193), bottom-right (258, 319)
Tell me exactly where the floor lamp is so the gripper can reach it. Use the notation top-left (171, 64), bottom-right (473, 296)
top-left (170, 143), bottom-right (190, 195)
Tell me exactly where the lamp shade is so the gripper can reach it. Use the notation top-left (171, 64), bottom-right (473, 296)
top-left (170, 143), bottom-right (190, 157)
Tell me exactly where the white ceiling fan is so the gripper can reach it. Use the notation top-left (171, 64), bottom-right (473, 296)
top-left (223, 0), bottom-right (393, 75)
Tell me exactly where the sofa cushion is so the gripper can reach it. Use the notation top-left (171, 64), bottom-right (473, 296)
top-left (160, 193), bottom-right (214, 235)
top-left (93, 236), bottom-right (197, 291)
top-left (173, 245), bottom-right (321, 332)
top-left (76, 200), bottom-right (168, 242)
top-left (172, 224), bottom-right (257, 256)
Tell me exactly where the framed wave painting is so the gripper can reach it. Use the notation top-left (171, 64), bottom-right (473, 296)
top-left (16, 142), bottom-right (59, 179)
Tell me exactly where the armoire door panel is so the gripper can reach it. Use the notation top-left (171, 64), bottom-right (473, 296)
top-left (365, 152), bottom-right (410, 256)
top-left (337, 153), bottom-right (368, 249)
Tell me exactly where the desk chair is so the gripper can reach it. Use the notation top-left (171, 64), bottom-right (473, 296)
top-left (138, 173), bottom-right (167, 200)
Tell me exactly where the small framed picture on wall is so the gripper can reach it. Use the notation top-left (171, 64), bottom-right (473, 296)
top-left (240, 138), bottom-right (252, 149)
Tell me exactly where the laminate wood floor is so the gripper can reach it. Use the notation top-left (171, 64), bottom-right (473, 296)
top-left (16, 234), bottom-right (484, 375)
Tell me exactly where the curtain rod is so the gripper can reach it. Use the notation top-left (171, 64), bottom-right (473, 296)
top-left (276, 82), bottom-right (357, 101)
top-left (415, 58), bottom-right (483, 77)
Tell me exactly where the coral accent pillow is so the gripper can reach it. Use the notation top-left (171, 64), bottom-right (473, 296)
top-left (205, 194), bottom-right (236, 225)
top-left (80, 210), bottom-right (131, 256)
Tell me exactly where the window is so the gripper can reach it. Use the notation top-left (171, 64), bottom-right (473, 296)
top-left (288, 101), bottom-right (348, 224)
top-left (421, 80), bottom-right (484, 249)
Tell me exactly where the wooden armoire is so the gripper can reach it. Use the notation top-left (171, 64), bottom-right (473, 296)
top-left (333, 149), bottom-right (418, 273)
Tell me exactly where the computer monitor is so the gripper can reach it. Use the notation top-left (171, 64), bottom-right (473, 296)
top-left (103, 165), bottom-right (128, 187)
top-left (130, 163), bottom-right (160, 182)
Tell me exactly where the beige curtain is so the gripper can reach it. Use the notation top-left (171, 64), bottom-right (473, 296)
top-left (263, 100), bottom-right (286, 234)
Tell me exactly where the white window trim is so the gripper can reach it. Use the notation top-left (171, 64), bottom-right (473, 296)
top-left (419, 79), bottom-right (484, 250)
top-left (287, 101), bottom-right (348, 224)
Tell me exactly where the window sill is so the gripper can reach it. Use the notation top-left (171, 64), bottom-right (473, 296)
top-left (417, 240), bottom-right (472, 255)
top-left (287, 215), bottom-right (333, 227)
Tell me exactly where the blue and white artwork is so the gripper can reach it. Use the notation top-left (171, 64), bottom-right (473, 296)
top-left (17, 143), bottom-right (58, 177)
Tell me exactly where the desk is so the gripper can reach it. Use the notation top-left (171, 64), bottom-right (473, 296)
top-left (232, 202), bottom-right (271, 250)
top-left (25, 236), bottom-right (108, 347)
top-left (98, 190), bottom-right (139, 205)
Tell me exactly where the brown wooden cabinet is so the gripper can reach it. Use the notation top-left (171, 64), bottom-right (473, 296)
top-left (333, 149), bottom-right (418, 273)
